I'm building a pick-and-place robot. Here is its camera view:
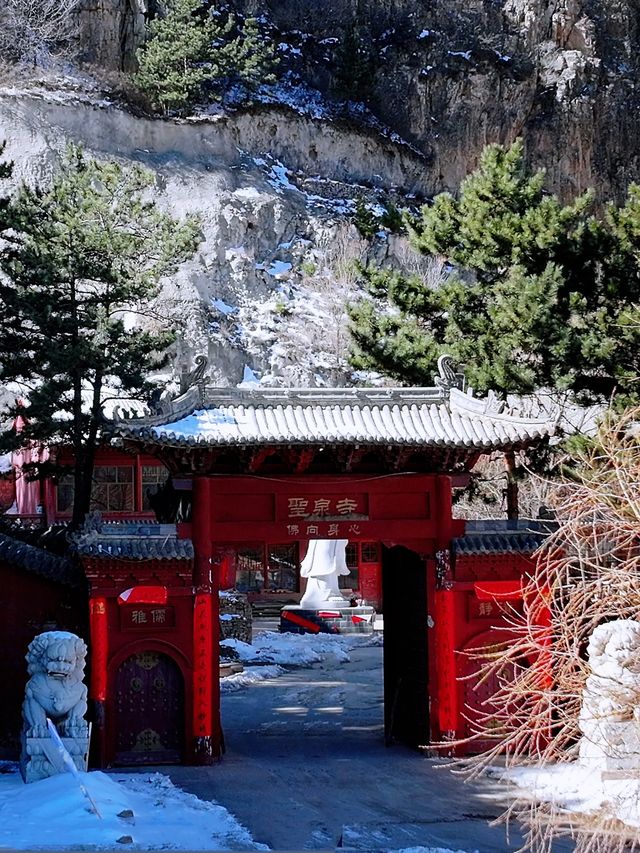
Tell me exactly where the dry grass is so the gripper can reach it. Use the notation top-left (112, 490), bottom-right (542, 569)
top-left (463, 408), bottom-right (640, 851)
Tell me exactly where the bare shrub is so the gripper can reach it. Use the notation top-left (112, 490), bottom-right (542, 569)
top-left (453, 450), bottom-right (556, 520)
top-left (0, 0), bottom-right (80, 65)
top-left (465, 408), bottom-right (640, 851)
top-left (387, 234), bottom-right (448, 287)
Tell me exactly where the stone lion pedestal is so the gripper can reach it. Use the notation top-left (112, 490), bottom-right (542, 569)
top-left (20, 631), bottom-right (90, 783)
top-left (281, 540), bottom-right (375, 635)
top-left (579, 619), bottom-right (640, 774)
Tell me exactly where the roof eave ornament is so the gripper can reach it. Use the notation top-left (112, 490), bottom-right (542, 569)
top-left (434, 354), bottom-right (466, 394)
top-left (179, 354), bottom-right (210, 402)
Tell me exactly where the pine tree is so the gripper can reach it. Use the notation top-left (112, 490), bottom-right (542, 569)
top-left (349, 140), bottom-right (640, 404)
top-left (134, 0), bottom-right (225, 114)
top-left (134, 1), bottom-right (278, 115)
top-left (332, 24), bottom-right (375, 102)
top-left (0, 144), bottom-right (201, 528)
top-left (226, 16), bottom-right (278, 93)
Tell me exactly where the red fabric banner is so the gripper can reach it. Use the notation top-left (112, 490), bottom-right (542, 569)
top-left (118, 586), bottom-right (168, 605)
top-left (89, 597), bottom-right (108, 701)
top-left (281, 611), bottom-right (321, 633)
top-left (193, 593), bottom-right (214, 737)
top-left (434, 588), bottom-right (458, 735)
top-left (473, 580), bottom-right (523, 602)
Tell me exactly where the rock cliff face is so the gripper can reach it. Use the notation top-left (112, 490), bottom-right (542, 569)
top-left (77, 0), bottom-right (640, 202)
top-left (76, 0), bottom-right (147, 71)
top-left (259, 0), bottom-right (640, 202)
top-left (0, 88), bottom-right (428, 387)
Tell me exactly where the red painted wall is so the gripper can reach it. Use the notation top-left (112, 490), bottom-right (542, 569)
top-left (83, 557), bottom-right (198, 766)
top-left (0, 563), bottom-right (87, 759)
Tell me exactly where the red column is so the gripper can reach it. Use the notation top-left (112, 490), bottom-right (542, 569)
top-left (89, 597), bottom-right (109, 701)
top-left (430, 477), bottom-right (459, 745)
top-left (191, 475), bottom-right (222, 763)
top-left (434, 589), bottom-right (458, 739)
top-left (89, 596), bottom-right (108, 764)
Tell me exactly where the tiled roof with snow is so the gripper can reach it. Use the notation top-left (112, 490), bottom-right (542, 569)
top-left (452, 520), bottom-right (554, 555)
top-left (72, 520), bottom-right (193, 560)
top-left (111, 384), bottom-right (559, 452)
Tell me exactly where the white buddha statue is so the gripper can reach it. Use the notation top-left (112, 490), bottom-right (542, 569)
top-left (300, 539), bottom-right (350, 609)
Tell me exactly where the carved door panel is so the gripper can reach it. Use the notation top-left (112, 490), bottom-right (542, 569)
top-left (460, 631), bottom-right (520, 753)
top-left (114, 651), bottom-right (184, 765)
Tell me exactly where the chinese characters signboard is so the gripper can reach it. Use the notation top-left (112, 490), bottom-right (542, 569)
top-left (121, 605), bottom-right (175, 630)
top-left (281, 493), bottom-right (368, 539)
top-left (283, 494), bottom-right (368, 520)
top-left (207, 474), bottom-right (439, 542)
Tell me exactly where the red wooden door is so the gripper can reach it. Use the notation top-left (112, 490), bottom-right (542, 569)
top-left (459, 631), bottom-right (519, 752)
top-left (114, 651), bottom-right (184, 765)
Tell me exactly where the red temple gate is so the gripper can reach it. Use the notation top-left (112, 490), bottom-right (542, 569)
top-left (78, 380), bottom-right (556, 765)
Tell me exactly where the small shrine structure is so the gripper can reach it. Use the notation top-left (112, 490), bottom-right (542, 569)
top-left (76, 364), bottom-right (558, 765)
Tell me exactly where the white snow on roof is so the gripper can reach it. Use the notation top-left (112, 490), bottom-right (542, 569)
top-left (144, 387), bottom-right (557, 449)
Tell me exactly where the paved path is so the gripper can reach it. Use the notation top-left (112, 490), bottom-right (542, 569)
top-left (161, 641), bottom-right (573, 852)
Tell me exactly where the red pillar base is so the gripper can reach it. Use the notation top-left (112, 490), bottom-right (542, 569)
top-left (193, 736), bottom-right (220, 765)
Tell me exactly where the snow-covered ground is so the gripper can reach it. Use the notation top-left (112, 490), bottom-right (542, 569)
top-left (0, 760), bottom-right (475, 853)
top-left (220, 630), bottom-right (382, 692)
top-left (0, 632), bottom-right (467, 852)
top-left (4, 631), bottom-right (621, 852)
top-left (501, 761), bottom-right (640, 832)
top-left (0, 765), bottom-right (266, 850)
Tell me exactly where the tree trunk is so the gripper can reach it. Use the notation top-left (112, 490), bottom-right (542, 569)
top-left (504, 450), bottom-right (519, 521)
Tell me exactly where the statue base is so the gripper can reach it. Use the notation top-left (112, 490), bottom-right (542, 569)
top-left (20, 733), bottom-right (89, 783)
top-left (579, 719), bottom-right (640, 772)
top-left (280, 604), bottom-right (376, 635)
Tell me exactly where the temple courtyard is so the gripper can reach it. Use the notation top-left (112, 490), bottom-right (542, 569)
top-left (1, 625), bottom-right (610, 851)
top-left (166, 634), bottom-right (530, 852)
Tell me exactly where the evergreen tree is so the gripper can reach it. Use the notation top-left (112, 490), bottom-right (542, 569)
top-left (332, 24), bottom-right (375, 102)
top-left (227, 16), bottom-right (278, 93)
top-left (0, 144), bottom-right (201, 528)
top-left (134, 1), bottom-right (278, 115)
top-left (134, 0), bottom-right (224, 114)
top-left (349, 140), bottom-right (640, 404)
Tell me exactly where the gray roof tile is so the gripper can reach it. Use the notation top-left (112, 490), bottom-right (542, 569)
top-left (111, 386), bottom-right (558, 451)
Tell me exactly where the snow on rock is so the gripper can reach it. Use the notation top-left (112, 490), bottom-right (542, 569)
top-left (0, 766), bottom-right (267, 850)
top-left (237, 365), bottom-right (261, 388)
top-left (220, 665), bottom-right (287, 693)
top-left (211, 297), bottom-right (238, 316)
top-left (265, 260), bottom-right (293, 278)
top-left (0, 88), bottom-right (430, 389)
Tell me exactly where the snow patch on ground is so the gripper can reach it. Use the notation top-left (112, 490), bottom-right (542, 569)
top-left (220, 664), bottom-right (287, 692)
top-left (222, 631), bottom-right (382, 668)
top-left (500, 761), bottom-right (640, 830)
top-left (0, 765), bottom-right (267, 850)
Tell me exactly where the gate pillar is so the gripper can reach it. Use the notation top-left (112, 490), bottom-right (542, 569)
top-left (191, 476), bottom-right (222, 762)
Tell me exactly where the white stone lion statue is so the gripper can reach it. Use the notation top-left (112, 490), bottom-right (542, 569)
top-left (22, 631), bottom-right (88, 740)
top-left (579, 619), bottom-right (640, 770)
